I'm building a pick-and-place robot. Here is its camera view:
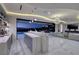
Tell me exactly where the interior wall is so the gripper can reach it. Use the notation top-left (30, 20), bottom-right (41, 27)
top-left (77, 24), bottom-right (79, 31)
top-left (6, 15), bottom-right (16, 41)
top-left (55, 23), bottom-right (67, 33)
top-left (60, 23), bottom-right (67, 33)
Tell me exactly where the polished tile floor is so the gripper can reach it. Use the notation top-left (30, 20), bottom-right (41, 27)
top-left (9, 33), bottom-right (79, 55)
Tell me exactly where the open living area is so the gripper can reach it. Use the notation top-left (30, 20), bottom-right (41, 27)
top-left (0, 3), bottom-right (79, 55)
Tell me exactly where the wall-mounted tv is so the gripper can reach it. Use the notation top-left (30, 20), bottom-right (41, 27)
top-left (67, 24), bottom-right (78, 29)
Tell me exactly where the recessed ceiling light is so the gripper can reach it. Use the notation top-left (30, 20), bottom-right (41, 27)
top-left (51, 14), bottom-right (64, 18)
top-left (34, 19), bottom-right (37, 21)
top-left (48, 12), bottom-right (51, 15)
top-left (76, 15), bottom-right (79, 19)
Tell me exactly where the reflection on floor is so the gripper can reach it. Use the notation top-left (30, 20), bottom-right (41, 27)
top-left (10, 33), bottom-right (79, 55)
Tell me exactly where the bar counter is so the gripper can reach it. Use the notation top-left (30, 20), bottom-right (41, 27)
top-left (24, 32), bottom-right (41, 54)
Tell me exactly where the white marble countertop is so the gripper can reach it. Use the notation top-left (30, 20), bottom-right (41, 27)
top-left (69, 33), bottom-right (79, 35)
top-left (24, 33), bottom-right (40, 38)
top-left (0, 33), bottom-right (12, 43)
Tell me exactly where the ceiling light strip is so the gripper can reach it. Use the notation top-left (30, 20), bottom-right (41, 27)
top-left (0, 4), bottom-right (8, 13)
top-left (1, 4), bottom-right (66, 23)
top-left (7, 11), bottom-right (57, 21)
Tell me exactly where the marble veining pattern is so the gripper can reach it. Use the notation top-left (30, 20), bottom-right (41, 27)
top-left (9, 33), bottom-right (79, 55)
